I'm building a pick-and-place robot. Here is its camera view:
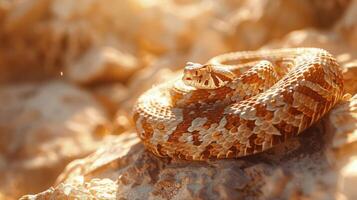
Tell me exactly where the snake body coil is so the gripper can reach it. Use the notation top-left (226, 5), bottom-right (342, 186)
top-left (133, 48), bottom-right (344, 160)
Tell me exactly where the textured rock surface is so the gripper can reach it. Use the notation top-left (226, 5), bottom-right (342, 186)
top-left (66, 46), bottom-right (139, 84)
top-left (327, 94), bottom-right (357, 157)
top-left (0, 81), bottom-right (109, 199)
top-left (0, 0), bottom-right (350, 83)
top-left (226, 0), bottom-right (317, 50)
top-left (342, 61), bottom-right (357, 94)
top-left (21, 94), bottom-right (357, 200)
top-left (21, 126), bottom-right (338, 200)
top-left (325, 94), bottom-right (357, 200)
top-left (339, 157), bottom-right (357, 200)
top-left (335, 0), bottom-right (357, 48)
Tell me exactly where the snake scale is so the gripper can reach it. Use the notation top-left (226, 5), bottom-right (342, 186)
top-left (133, 48), bottom-right (344, 160)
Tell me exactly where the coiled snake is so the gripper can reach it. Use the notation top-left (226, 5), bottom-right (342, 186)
top-left (133, 48), bottom-right (344, 160)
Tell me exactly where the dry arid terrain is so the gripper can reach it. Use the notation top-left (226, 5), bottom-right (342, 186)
top-left (0, 0), bottom-right (357, 199)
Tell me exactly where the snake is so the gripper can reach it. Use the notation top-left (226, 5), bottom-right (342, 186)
top-left (133, 48), bottom-right (344, 160)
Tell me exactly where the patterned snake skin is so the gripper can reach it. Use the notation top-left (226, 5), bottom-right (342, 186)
top-left (133, 48), bottom-right (344, 160)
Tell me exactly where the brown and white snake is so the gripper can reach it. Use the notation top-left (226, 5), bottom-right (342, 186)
top-left (133, 48), bottom-right (344, 160)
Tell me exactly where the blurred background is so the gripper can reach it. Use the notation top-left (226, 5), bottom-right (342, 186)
top-left (0, 0), bottom-right (357, 199)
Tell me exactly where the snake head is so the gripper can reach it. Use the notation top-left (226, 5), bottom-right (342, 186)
top-left (183, 62), bottom-right (234, 89)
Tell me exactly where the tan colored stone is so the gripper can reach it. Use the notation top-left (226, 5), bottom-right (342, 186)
top-left (264, 29), bottom-right (348, 56)
top-left (21, 177), bottom-right (118, 200)
top-left (338, 156), bottom-right (357, 200)
top-left (188, 29), bottom-right (229, 63)
top-left (326, 94), bottom-right (357, 158)
top-left (125, 54), bottom-right (184, 111)
top-left (226, 0), bottom-right (316, 50)
top-left (92, 83), bottom-right (129, 116)
top-left (66, 46), bottom-right (139, 84)
top-left (3, 0), bottom-right (50, 33)
top-left (0, 0), bottom-right (139, 83)
top-left (0, 0), bottom-right (351, 84)
top-left (22, 125), bottom-right (340, 200)
top-left (342, 59), bottom-right (357, 95)
top-left (136, 0), bottom-right (215, 54)
top-left (112, 110), bottom-right (134, 135)
top-left (309, 0), bottom-right (351, 28)
top-left (335, 0), bottom-right (357, 48)
top-left (0, 81), bottom-right (109, 199)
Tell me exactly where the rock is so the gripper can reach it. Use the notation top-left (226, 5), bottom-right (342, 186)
top-left (335, 0), bottom-right (357, 48)
top-left (124, 54), bottom-right (183, 111)
top-left (326, 94), bottom-right (357, 158)
top-left (24, 177), bottom-right (118, 200)
top-left (309, 0), bottom-right (351, 28)
top-left (21, 124), bottom-right (340, 200)
top-left (227, 0), bottom-right (350, 50)
top-left (0, 81), bottom-right (109, 199)
top-left (342, 61), bottom-right (357, 94)
top-left (324, 94), bottom-right (357, 200)
top-left (263, 29), bottom-right (351, 56)
top-left (111, 110), bottom-right (134, 135)
top-left (1, 0), bottom-right (349, 83)
top-left (91, 83), bottom-right (129, 116)
top-left (0, 0), bottom-right (139, 83)
top-left (0, 0), bottom-right (51, 83)
top-left (66, 46), bottom-right (139, 84)
top-left (226, 0), bottom-right (317, 50)
top-left (136, 0), bottom-right (215, 54)
top-left (20, 133), bottom-right (140, 200)
top-left (188, 29), bottom-right (229, 63)
top-left (339, 157), bottom-right (357, 200)
top-left (3, 0), bottom-right (50, 33)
